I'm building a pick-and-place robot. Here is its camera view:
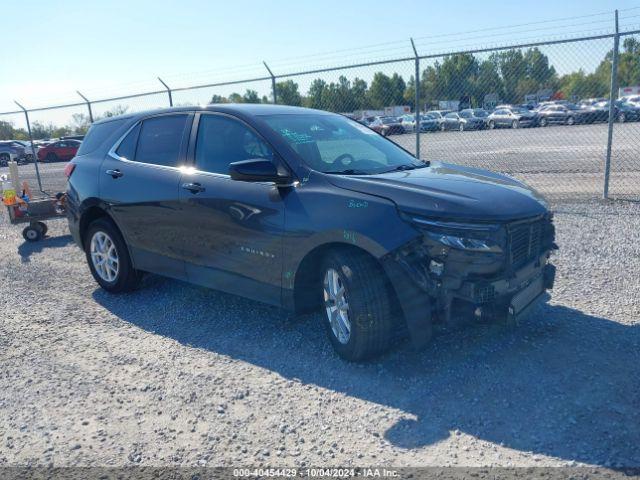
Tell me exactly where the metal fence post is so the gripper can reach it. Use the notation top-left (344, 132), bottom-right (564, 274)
top-left (76, 91), bottom-right (94, 123)
top-left (158, 77), bottom-right (173, 107)
top-left (263, 62), bottom-right (277, 104)
top-left (14, 101), bottom-right (44, 193)
top-left (604, 9), bottom-right (619, 199)
top-left (411, 38), bottom-right (421, 159)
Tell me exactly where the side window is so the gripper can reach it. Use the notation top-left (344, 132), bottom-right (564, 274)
top-left (195, 114), bottom-right (274, 175)
top-left (116, 123), bottom-right (141, 160)
top-left (135, 115), bottom-right (189, 167)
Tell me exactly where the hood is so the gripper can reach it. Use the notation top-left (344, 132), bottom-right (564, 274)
top-left (325, 162), bottom-right (548, 222)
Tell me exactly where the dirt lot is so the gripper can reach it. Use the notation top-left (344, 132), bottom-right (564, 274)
top-left (1, 198), bottom-right (639, 468)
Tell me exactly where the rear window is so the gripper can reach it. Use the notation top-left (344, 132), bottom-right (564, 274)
top-left (77, 118), bottom-right (127, 156)
top-left (135, 115), bottom-right (189, 167)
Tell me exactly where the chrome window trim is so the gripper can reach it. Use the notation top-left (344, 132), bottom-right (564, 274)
top-left (107, 114), bottom-right (190, 173)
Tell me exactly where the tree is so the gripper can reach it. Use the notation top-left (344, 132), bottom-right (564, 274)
top-left (305, 79), bottom-right (329, 110)
top-left (70, 113), bottom-right (91, 134)
top-left (228, 92), bottom-right (244, 103)
top-left (210, 94), bottom-right (229, 104)
top-left (242, 89), bottom-right (261, 103)
top-left (100, 105), bottom-right (129, 118)
top-left (367, 72), bottom-right (405, 109)
top-left (275, 80), bottom-right (302, 106)
top-left (0, 120), bottom-right (14, 140)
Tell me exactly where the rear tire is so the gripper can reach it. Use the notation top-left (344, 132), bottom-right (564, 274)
top-left (459, 123), bottom-right (465, 132)
top-left (618, 112), bottom-right (626, 123)
top-left (488, 120), bottom-right (495, 129)
top-left (0, 153), bottom-right (9, 167)
top-left (320, 249), bottom-right (399, 361)
top-left (540, 117), bottom-right (548, 127)
top-left (566, 116), bottom-right (575, 126)
top-left (84, 218), bottom-right (141, 293)
top-left (440, 123), bottom-right (446, 131)
top-left (512, 120), bottom-right (519, 129)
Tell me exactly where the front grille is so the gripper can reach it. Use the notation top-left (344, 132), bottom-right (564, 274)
top-left (508, 217), bottom-right (550, 269)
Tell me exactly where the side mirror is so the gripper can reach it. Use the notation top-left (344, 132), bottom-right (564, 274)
top-left (229, 159), bottom-right (292, 185)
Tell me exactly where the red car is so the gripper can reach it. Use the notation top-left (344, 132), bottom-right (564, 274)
top-left (37, 139), bottom-right (81, 162)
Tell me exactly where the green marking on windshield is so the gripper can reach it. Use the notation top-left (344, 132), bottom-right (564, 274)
top-left (279, 129), bottom-right (314, 145)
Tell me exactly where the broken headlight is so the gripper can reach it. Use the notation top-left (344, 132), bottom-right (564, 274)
top-left (403, 214), bottom-right (504, 253)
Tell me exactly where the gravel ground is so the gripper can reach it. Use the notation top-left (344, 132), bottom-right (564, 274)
top-left (0, 198), bottom-right (639, 468)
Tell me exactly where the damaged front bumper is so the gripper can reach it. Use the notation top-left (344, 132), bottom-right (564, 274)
top-left (382, 213), bottom-right (557, 347)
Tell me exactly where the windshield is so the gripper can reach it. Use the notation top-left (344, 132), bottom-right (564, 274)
top-left (473, 109), bottom-right (489, 117)
top-left (262, 114), bottom-right (424, 175)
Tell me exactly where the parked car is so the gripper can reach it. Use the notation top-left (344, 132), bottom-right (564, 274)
top-left (536, 104), bottom-right (590, 126)
top-left (579, 97), bottom-right (606, 107)
top-left (579, 101), bottom-right (611, 123)
top-left (534, 100), bottom-right (571, 112)
top-left (37, 139), bottom-right (81, 162)
top-left (0, 141), bottom-right (27, 166)
top-left (426, 110), bottom-right (452, 129)
top-left (11, 140), bottom-right (36, 161)
top-left (368, 116), bottom-right (405, 136)
top-left (416, 113), bottom-right (440, 132)
top-left (398, 114), bottom-right (416, 131)
top-left (65, 104), bottom-right (556, 361)
top-left (487, 107), bottom-right (538, 129)
top-left (460, 108), bottom-right (490, 127)
top-left (441, 111), bottom-right (486, 131)
top-left (594, 100), bottom-right (640, 123)
top-left (61, 135), bottom-right (85, 141)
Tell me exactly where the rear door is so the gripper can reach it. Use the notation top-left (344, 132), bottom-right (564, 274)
top-left (178, 112), bottom-right (286, 305)
top-left (99, 113), bottom-right (192, 279)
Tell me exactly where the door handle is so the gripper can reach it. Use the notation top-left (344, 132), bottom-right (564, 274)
top-left (105, 169), bottom-right (123, 178)
top-left (182, 182), bottom-right (205, 193)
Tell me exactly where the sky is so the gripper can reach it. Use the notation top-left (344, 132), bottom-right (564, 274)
top-left (2, 0), bottom-right (640, 122)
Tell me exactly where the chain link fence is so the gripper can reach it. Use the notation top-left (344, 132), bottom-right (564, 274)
top-left (1, 18), bottom-right (639, 201)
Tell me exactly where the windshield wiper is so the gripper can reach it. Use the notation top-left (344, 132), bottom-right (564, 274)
top-left (324, 169), bottom-right (369, 175)
top-left (381, 163), bottom-right (428, 173)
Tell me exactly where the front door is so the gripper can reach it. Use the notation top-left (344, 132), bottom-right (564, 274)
top-left (99, 113), bottom-right (192, 279)
top-left (179, 112), bottom-right (285, 305)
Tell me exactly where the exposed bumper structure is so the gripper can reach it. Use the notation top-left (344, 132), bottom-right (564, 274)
top-left (382, 214), bottom-right (557, 347)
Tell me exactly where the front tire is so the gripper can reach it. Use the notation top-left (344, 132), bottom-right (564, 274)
top-left (488, 120), bottom-right (495, 129)
top-left (540, 117), bottom-right (548, 127)
top-left (85, 218), bottom-right (141, 293)
top-left (512, 120), bottom-right (519, 129)
top-left (618, 112), bottom-right (626, 123)
top-left (566, 116), bottom-right (575, 126)
top-left (320, 249), bottom-right (398, 361)
top-left (0, 153), bottom-right (9, 167)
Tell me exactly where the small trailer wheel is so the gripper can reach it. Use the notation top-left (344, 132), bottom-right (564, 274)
top-left (36, 221), bottom-right (48, 236)
top-left (22, 225), bottom-right (43, 242)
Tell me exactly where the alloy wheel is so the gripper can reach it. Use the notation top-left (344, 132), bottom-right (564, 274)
top-left (323, 268), bottom-right (351, 344)
top-left (90, 231), bottom-right (119, 282)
